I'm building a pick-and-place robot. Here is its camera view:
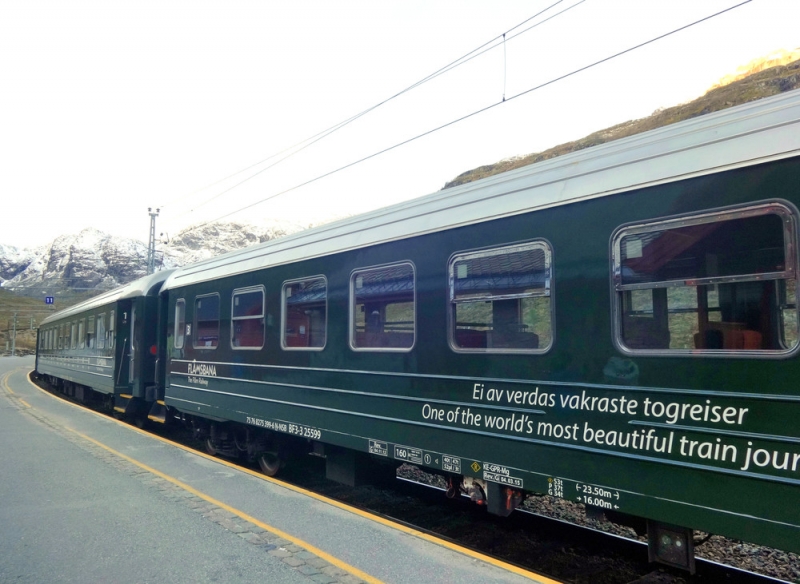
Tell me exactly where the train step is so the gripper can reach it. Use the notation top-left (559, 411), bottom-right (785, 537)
top-left (113, 393), bottom-right (131, 414)
top-left (147, 400), bottom-right (167, 424)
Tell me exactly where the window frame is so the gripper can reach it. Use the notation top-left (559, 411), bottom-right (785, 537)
top-left (610, 200), bottom-right (800, 358)
top-left (96, 313), bottom-right (106, 350)
top-left (193, 293), bottom-right (221, 350)
top-left (108, 310), bottom-right (115, 350)
top-left (447, 240), bottom-right (555, 354)
top-left (230, 286), bottom-right (265, 351)
top-left (349, 261), bottom-right (416, 352)
top-left (281, 275), bottom-right (328, 351)
top-left (174, 299), bottom-right (186, 350)
top-left (86, 315), bottom-right (95, 349)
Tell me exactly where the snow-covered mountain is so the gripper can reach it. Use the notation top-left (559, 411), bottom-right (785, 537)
top-left (0, 220), bottom-right (307, 293)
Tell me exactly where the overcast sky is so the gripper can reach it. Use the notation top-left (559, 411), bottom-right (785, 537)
top-left (1, 0), bottom-right (798, 249)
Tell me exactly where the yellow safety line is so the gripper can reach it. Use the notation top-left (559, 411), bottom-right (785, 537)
top-left (68, 428), bottom-right (385, 584)
top-left (19, 399), bottom-right (31, 408)
top-left (1, 371), bottom-right (14, 394)
top-left (25, 370), bottom-right (561, 584)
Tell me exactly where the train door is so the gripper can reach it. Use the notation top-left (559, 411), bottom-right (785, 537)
top-left (129, 304), bottom-right (138, 385)
top-left (128, 300), bottom-right (148, 395)
top-left (114, 301), bottom-right (132, 391)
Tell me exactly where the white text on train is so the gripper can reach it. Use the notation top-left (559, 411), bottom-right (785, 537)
top-left (188, 362), bottom-right (217, 376)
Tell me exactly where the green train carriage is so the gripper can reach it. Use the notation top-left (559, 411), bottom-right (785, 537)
top-left (159, 91), bottom-right (800, 568)
top-left (33, 90), bottom-right (800, 571)
top-left (37, 270), bottom-right (173, 417)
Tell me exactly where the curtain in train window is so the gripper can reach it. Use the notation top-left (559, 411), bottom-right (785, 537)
top-left (231, 288), bottom-right (264, 349)
top-left (613, 203), bottom-right (799, 354)
top-left (173, 300), bottom-right (186, 349)
top-left (351, 263), bottom-right (415, 350)
top-left (449, 241), bottom-right (553, 352)
top-left (78, 320), bottom-right (85, 349)
top-left (283, 277), bottom-right (327, 349)
top-left (194, 295), bottom-right (220, 349)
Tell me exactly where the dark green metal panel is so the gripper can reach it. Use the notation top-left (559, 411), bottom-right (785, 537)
top-left (165, 156), bottom-right (800, 554)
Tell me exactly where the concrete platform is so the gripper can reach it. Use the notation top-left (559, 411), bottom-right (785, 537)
top-left (0, 356), bottom-right (558, 584)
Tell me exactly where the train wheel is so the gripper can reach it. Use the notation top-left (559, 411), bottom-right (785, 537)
top-left (258, 452), bottom-right (281, 476)
top-left (205, 438), bottom-right (218, 456)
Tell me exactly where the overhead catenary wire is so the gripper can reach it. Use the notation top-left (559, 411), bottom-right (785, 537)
top-left (184, 0), bottom-right (752, 234)
top-left (161, 0), bottom-right (584, 221)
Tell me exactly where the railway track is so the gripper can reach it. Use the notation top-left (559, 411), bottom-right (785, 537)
top-left (33, 373), bottom-right (798, 584)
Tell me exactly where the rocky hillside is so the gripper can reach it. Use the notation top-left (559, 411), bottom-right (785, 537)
top-left (164, 220), bottom-right (304, 266)
top-left (443, 51), bottom-right (800, 189)
top-left (0, 220), bottom-right (305, 295)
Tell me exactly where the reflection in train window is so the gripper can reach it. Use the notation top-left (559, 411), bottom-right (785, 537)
top-left (87, 315), bottom-right (95, 349)
top-left (282, 277), bottom-right (326, 350)
top-left (97, 313), bottom-right (106, 349)
top-left (449, 241), bottom-right (553, 353)
top-left (194, 294), bottom-right (220, 349)
top-left (231, 287), bottom-right (265, 350)
top-left (108, 311), bottom-right (115, 350)
top-left (612, 202), bottom-right (799, 355)
top-left (350, 263), bottom-right (414, 351)
top-left (174, 300), bottom-right (185, 349)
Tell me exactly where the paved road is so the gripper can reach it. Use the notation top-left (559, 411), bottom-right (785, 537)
top-left (0, 356), bottom-right (556, 584)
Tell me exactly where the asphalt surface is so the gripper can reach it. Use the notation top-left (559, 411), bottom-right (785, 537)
top-left (0, 356), bottom-right (555, 584)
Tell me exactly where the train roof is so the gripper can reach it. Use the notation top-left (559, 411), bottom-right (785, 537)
top-left (40, 269), bottom-right (176, 326)
top-left (162, 90), bottom-right (800, 291)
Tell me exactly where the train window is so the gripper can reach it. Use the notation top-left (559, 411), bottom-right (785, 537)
top-left (57, 325), bottom-right (62, 349)
top-left (449, 241), bottom-right (553, 353)
top-left (174, 299), bottom-right (186, 349)
top-left (96, 314), bottom-right (106, 349)
top-left (108, 311), bottom-right (115, 349)
top-left (70, 321), bottom-right (77, 349)
top-left (86, 316), bottom-right (95, 349)
top-left (350, 262), bottom-right (415, 351)
top-left (194, 294), bottom-right (220, 349)
top-left (612, 202), bottom-right (799, 356)
top-left (77, 320), bottom-right (85, 349)
top-left (231, 287), bottom-right (265, 350)
top-left (282, 276), bottom-right (327, 350)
